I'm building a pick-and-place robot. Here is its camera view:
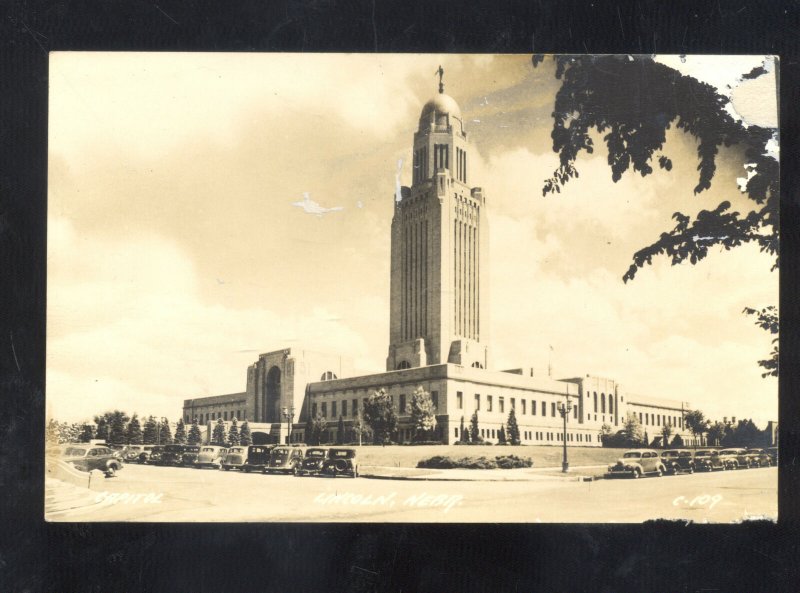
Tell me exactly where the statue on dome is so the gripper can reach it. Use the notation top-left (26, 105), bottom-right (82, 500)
top-left (436, 65), bottom-right (444, 93)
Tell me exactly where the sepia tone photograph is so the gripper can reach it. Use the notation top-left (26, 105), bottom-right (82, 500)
top-left (45, 53), bottom-right (778, 522)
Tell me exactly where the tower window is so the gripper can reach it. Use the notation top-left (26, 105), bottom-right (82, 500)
top-left (320, 371), bottom-right (338, 381)
top-left (397, 361), bottom-right (411, 370)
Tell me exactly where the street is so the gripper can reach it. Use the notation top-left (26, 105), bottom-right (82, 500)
top-left (45, 463), bottom-right (777, 523)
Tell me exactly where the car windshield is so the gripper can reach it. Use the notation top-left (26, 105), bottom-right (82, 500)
top-left (330, 450), bottom-right (354, 458)
top-left (622, 452), bottom-right (641, 459)
top-left (661, 451), bottom-right (678, 457)
top-left (307, 449), bottom-right (326, 457)
top-left (202, 448), bottom-right (215, 452)
top-left (229, 448), bottom-right (244, 454)
top-left (695, 451), bottom-right (710, 457)
top-left (273, 448), bottom-right (289, 455)
top-left (65, 447), bottom-right (88, 457)
top-left (720, 450), bottom-right (737, 455)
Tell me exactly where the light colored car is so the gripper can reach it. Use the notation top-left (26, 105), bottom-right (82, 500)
top-left (62, 445), bottom-right (123, 477)
top-left (694, 449), bottom-right (726, 471)
top-left (719, 448), bottom-right (752, 469)
top-left (221, 446), bottom-right (248, 471)
top-left (195, 446), bottom-right (228, 469)
top-left (607, 449), bottom-right (666, 479)
top-left (123, 445), bottom-right (146, 462)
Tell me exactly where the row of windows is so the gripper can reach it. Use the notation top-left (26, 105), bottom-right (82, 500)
top-left (412, 146), bottom-right (429, 184)
top-left (455, 146), bottom-right (467, 183)
top-left (312, 392), bottom-right (440, 419)
top-left (591, 391), bottom-right (615, 415)
top-left (187, 409), bottom-right (246, 425)
top-left (453, 427), bottom-right (594, 443)
top-left (456, 391), bottom-right (578, 419)
top-left (638, 412), bottom-right (682, 428)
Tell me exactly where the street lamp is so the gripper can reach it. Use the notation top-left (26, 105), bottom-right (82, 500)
top-left (282, 406), bottom-right (295, 444)
top-left (558, 397), bottom-right (573, 473)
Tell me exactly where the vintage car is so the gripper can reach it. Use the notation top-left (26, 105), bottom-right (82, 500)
top-left (321, 448), bottom-right (358, 478)
top-left (660, 449), bottom-right (696, 474)
top-left (606, 449), bottom-right (666, 479)
top-left (221, 446), bottom-right (249, 471)
top-left (157, 444), bottom-right (186, 466)
top-left (241, 445), bottom-right (275, 473)
top-left (195, 446), bottom-right (228, 469)
top-left (693, 449), bottom-right (726, 471)
top-left (181, 445), bottom-right (201, 466)
top-left (766, 447), bottom-right (778, 465)
top-left (123, 445), bottom-right (147, 462)
top-left (746, 448), bottom-right (772, 467)
top-left (143, 445), bottom-right (163, 464)
top-left (719, 448), bottom-right (752, 469)
top-left (62, 444), bottom-right (123, 477)
top-left (295, 447), bottom-right (329, 476)
top-left (266, 446), bottom-right (305, 474)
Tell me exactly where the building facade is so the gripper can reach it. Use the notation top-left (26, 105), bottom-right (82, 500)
top-left (182, 77), bottom-right (699, 447)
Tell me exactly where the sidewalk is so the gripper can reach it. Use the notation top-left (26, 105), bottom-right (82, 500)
top-left (359, 464), bottom-right (608, 482)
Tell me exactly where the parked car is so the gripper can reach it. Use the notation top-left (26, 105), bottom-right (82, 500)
top-left (195, 446), bottom-right (228, 469)
top-left (181, 445), bottom-right (201, 466)
top-left (660, 449), bottom-right (696, 474)
top-left (267, 446), bottom-right (305, 474)
top-left (158, 444), bottom-right (185, 466)
top-left (606, 449), bottom-right (666, 478)
top-left (765, 447), bottom-right (778, 465)
top-left (221, 446), bottom-right (248, 471)
top-left (693, 449), bottom-right (726, 471)
top-left (719, 448), bottom-right (752, 469)
top-left (296, 447), bottom-right (329, 476)
top-left (62, 444), bottom-right (123, 477)
top-left (746, 449), bottom-right (772, 467)
top-left (123, 445), bottom-right (147, 462)
top-left (144, 445), bottom-right (163, 464)
top-left (321, 448), bottom-right (358, 478)
top-left (241, 445), bottom-right (275, 473)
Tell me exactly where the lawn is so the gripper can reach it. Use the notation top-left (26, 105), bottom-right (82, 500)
top-left (349, 444), bottom-right (629, 469)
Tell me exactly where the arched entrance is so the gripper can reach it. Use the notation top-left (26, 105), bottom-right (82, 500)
top-left (264, 366), bottom-right (281, 423)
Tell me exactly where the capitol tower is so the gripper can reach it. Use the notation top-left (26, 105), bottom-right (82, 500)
top-left (386, 69), bottom-right (490, 371)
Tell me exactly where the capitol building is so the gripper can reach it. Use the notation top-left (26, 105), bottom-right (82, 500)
top-left (182, 77), bottom-right (698, 448)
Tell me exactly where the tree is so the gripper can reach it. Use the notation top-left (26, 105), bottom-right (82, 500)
top-left (78, 423), bottom-right (95, 443)
top-left (409, 386), bottom-right (437, 441)
top-left (94, 415), bottom-right (110, 443)
top-left (227, 417), bottom-right (240, 446)
top-left (45, 419), bottom-right (60, 444)
top-left (187, 420), bottom-right (202, 445)
top-left (469, 411), bottom-right (481, 444)
top-left (506, 409), bottom-right (521, 445)
top-left (706, 421), bottom-right (728, 447)
top-left (211, 419), bottom-right (226, 446)
top-left (106, 411), bottom-right (130, 445)
top-left (159, 418), bottom-right (173, 444)
top-left (337, 416), bottom-right (346, 444)
top-left (599, 423), bottom-right (613, 444)
top-left (239, 421), bottom-right (252, 446)
top-left (684, 410), bottom-right (707, 443)
top-left (660, 424), bottom-right (673, 448)
top-left (497, 424), bottom-right (507, 445)
top-left (126, 414), bottom-right (143, 445)
top-left (721, 418), bottom-right (764, 448)
top-left (621, 413), bottom-right (644, 447)
top-left (309, 411), bottom-right (327, 446)
top-left (352, 407), bottom-right (369, 446)
top-left (174, 419), bottom-right (187, 444)
top-left (533, 55), bottom-right (779, 374)
top-left (459, 416), bottom-right (468, 443)
top-left (362, 389), bottom-right (398, 445)
top-left (142, 416), bottom-right (158, 444)
top-left (743, 306), bottom-right (779, 377)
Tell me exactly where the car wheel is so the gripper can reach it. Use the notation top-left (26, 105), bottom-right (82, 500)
top-left (223, 466), bottom-right (230, 471)
top-left (632, 469), bottom-right (640, 479)
top-left (105, 464), bottom-right (116, 478)
top-left (293, 466), bottom-right (301, 476)
top-left (244, 467), bottom-right (251, 473)
top-left (656, 466), bottom-right (664, 477)
top-left (687, 466), bottom-right (693, 474)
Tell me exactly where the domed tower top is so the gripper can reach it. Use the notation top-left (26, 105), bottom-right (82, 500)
top-left (418, 65), bottom-right (465, 135)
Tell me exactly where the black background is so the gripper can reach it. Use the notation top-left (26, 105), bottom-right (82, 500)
top-left (1, 1), bottom-right (798, 591)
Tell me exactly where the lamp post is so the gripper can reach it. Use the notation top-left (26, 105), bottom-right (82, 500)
top-left (282, 406), bottom-right (295, 444)
top-left (558, 397), bottom-right (573, 473)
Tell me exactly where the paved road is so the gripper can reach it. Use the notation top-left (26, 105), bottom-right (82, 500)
top-left (46, 464), bottom-right (776, 523)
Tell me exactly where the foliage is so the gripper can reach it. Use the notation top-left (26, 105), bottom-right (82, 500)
top-left (660, 424), bottom-right (673, 448)
top-left (620, 413), bottom-right (645, 447)
top-left (46, 420), bottom-right (81, 444)
top-left (409, 386), bottom-right (437, 440)
top-left (351, 407), bottom-right (370, 446)
top-left (720, 418), bottom-right (768, 447)
top-left (671, 434), bottom-right (684, 447)
top-left (469, 411), bottom-right (482, 444)
top-left (497, 424), bottom-right (507, 445)
top-left (362, 389), bottom-right (398, 445)
top-left (173, 419), bottom-right (187, 444)
top-left (533, 54), bottom-right (779, 373)
top-left (743, 306), bottom-right (779, 377)
top-left (104, 411), bottom-right (130, 445)
top-left (227, 417), bottom-right (240, 446)
top-left (78, 424), bottom-right (95, 443)
top-left (142, 416), bottom-right (158, 445)
top-left (459, 416), bottom-right (468, 443)
top-left (187, 420), bottom-right (202, 445)
top-left (239, 421), bottom-right (252, 446)
top-left (337, 416), bottom-right (346, 444)
top-left (126, 414), bottom-right (143, 445)
top-left (506, 409), bottom-right (521, 445)
top-left (159, 418), bottom-right (172, 444)
top-left (706, 421), bottom-right (728, 447)
top-left (211, 419), bottom-right (226, 446)
top-left (684, 410), bottom-right (707, 437)
top-left (417, 454), bottom-right (533, 470)
top-left (308, 411), bottom-right (327, 446)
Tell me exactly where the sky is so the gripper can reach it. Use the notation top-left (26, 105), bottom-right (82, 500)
top-left (47, 53), bottom-right (778, 426)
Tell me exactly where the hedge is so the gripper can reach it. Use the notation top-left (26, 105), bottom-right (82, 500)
top-left (416, 454), bottom-right (533, 470)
